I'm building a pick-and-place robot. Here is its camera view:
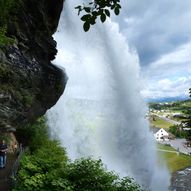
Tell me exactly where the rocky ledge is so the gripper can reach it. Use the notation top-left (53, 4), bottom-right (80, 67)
top-left (0, 0), bottom-right (67, 131)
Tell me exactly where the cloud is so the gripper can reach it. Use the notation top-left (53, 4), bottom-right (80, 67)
top-left (141, 77), bottom-right (191, 99)
top-left (150, 43), bottom-right (191, 67)
top-left (140, 41), bottom-right (191, 99)
top-left (112, 1), bottom-right (191, 100)
top-left (142, 41), bottom-right (191, 80)
top-left (118, 0), bottom-right (191, 65)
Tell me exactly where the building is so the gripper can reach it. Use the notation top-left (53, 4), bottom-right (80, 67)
top-left (154, 128), bottom-right (170, 141)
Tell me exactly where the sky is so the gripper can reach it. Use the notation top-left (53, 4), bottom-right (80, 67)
top-left (116, 0), bottom-right (191, 100)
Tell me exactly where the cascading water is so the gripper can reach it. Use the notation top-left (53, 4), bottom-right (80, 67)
top-left (47, 1), bottom-right (170, 190)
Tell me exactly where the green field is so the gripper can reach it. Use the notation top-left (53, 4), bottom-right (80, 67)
top-left (150, 116), bottom-right (173, 129)
top-left (149, 99), bottom-right (191, 111)
top-left (149, 100), bottom-right (191, 173)
top-left (158, 144), bottom-right (191, 172)
top-left (149, 99), bottom-right (191, 121)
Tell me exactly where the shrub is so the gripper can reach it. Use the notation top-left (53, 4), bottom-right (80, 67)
top-left (65, 158), bottom-right (142, 191)
top-left (14, 141), bottom-right (68, 191)
top-left (169, 125), bottom-right (190, 138)
top-left (15, 117), bottom-right (48, 152)
top-left (15, 155), bottom-right (141, 191)
top-left (13, 117), bottom-right (142, 191)
top-left (0, 0), bottom-right (19, 46)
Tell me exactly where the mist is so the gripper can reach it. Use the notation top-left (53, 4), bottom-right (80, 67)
top-left (47, 1), bottom-right (170, 190)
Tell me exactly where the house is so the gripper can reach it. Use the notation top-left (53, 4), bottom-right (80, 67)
top-left (172, 113), bottom-right (182, 117)
top-left (154, 128), bottom-right (170, 141)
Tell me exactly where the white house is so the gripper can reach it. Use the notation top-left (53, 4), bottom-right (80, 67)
top-left (154, 128), bottom-right (169, 141)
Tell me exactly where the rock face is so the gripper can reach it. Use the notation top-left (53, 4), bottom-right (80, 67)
top-left (0, 0), bottom-right (67, 131)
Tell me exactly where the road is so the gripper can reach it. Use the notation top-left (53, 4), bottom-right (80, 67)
top-left (154, 114), bottom-right (181, 125)
top-left (161, 139), bottom-right (191, 155)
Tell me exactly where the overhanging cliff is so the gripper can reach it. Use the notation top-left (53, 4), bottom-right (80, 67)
top-left (0, 0), bottom-right (67, 131)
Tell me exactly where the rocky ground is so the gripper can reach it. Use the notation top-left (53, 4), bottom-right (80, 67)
top-left (171, 167), bottom-right (191, 191)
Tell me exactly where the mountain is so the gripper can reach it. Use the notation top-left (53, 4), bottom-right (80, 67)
top-left (145, 96), bottom-right (188, 103)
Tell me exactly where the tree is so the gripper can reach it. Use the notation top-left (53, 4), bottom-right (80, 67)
top-left (169, 125), bottom-right (189, 138)
top-left (14, 117), bottom-right (142, 191)
top-left (15, 155), bottom-right (142, 191)
top-left (182, 89), bottom-right (191, 127)
top-left (175, 89), bottom-right (191, 139)
top-left (65, 158), bottom-right (142, 191)
top-left (75, 0), bottom-right (121, 32)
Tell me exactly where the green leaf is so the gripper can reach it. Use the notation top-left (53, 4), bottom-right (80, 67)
top-left (84, 7), bottom-right (91, 13)
top-left (114, 7), bottom-right (120, 15)
top-left (83, 22), bottom-right (90, 32)
top-left (104, 9), bottom-right (110, 17)
top-left (100, 13), bottom-right (106, 23)
top-left (75, 5), bottom-right (81, 9)
top-left (98, 9), bottom-right (104, 15)
top-left (111, 4), bottom-right (115, 9)
top-left (92, 11), bottom-right (98, 16)
top-left (89, 17), bottom-right (96, 25)
top-left (81, 14), bottom-right (90, 21)
top-left (117, 4), bottom-right (122, 9)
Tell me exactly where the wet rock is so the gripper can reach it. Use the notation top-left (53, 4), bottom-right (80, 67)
top-left (0, 0), bottom-right (67, 130)
top-left (170, 168), bottom-right (191, 191)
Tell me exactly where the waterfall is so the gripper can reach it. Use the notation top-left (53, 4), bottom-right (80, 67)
top-left (47, 0), bottom-right (170, 190)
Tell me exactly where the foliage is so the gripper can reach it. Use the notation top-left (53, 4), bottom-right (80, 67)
top-left (182, 112), bottom-right (191, 127)
top-left (169, 125), bottom-right (190, 138)
top-left (0, 0), bottom-right (18, 46)
top-left (150, 115), bottom-right (172, 129)
top-left (66, 158), bottom-right (117, 191)
top-left (15, 155), bottom-right (141, 191)
top-left (15, 117), bottom-right (49, 152)
top-left (13, 141), bottom-right (68, 191)
top-left (0, 27), bottom-right (15, 46)
top-left (0, 133), bottom-right (12, 144)
top-left (154, 90), bottom-right (191, 138)
top-left (181, 89), bottom-right (191, 129)
top-left (149, 99), bottom-right (191, 112)
top-left (13, 117), bottom-right (142, 191)
top-left (158, 144), bottom-right (191, 173)
top-left (22, 93), bottom-right (34, 108)
top-left (75, 0), bottom-right (121, 32)
top-left (0, 0), bottom-right (14, 24)
top-left (65, 158), bottom-right (142, 191)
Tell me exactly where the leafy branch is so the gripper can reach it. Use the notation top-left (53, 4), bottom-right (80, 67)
top-left (75, 0), bottom-right (121, 32)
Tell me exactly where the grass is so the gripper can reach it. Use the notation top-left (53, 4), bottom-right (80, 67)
top-left (157, 144), bottom-right (191, 173)
top-left (150, 116), bottom-right (173, 129)
top-left (158, 144), bottom-right (176, 151)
